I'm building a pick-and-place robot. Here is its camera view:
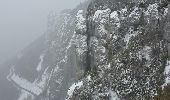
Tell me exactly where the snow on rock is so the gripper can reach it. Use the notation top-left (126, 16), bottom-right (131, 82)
top-left (110, 11), bottom-right (120, 28)
top-left (87, 75), bottom-right (91, 81)
top-left (162, 60), bottom-right (170, 88)
top-left (36, 54), bottom-right (45, 71)
top-left (101, 46), bottom-right (106, 53)
top-left (98, 24), bottom-right (108, 36)
top-left (76, 10), bottom-right (86, 33)
top-left (75, 34), bottom-right (87, 56)
top-left (110, 11), bottom-right (119, 21)
top-left (93, 8), bottom-right (111, 23)
top-left (107, 63), bottom-right (111, 69)
top-left (120, 7), bottom-right (128, 20)
top-left (93, 8), bottom-right (112, 38)
top-left (129, 7), bottom-right (141, 23)
top-left (138, 46), bottom-right (152, 61)
top-left (113, 34), bottom-right (118, 40)
top-left (66, 81), bottom-right (83, 100)
top-left (145, 3), bottom-right (159, 22)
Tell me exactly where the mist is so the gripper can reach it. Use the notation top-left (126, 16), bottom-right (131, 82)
top-left (0, 0), bottom-right (85, 65)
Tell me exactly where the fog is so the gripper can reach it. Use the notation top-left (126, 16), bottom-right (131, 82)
top-left (0, 0), bottom-right (85, 65)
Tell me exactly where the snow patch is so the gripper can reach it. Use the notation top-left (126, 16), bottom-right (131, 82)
top-left (36, 54), bottom-right (45, 71)
top-left (120, 7), bottom-right (128, 20)
top-left (113, 35), bottom-right (118, 40)
top-left (110, 11), bottom-right (120, 28)
top-left (87, 75), bottom-right (91, 81)
top-left (93, 8), bottom-right (111, 23)
top-left (138, 46), bottom-right (152, 61)
top-left (129, 7), bottom-right (141, 23)
top-left (76, 10), bottom-right (86, 32)
top-left (162, 60), bottom-right (170, 88)
top-left (75, 34), bottom-right (87, 56)
top-left (93, 8), bottom-right (112, 38)
top-left (66, 81), bottom-right (83, 100)
top-left (107, 63), bottom-right (111, 69)
top-left (110, 11), bottom-right (119, 21)
top-left (101, 46), bottom-right (106, 53)
top-left (145, 3), bottom-right (159, 22)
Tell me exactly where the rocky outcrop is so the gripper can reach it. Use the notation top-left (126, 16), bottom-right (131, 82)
top-left (67, 0), bottom-right (170, 100)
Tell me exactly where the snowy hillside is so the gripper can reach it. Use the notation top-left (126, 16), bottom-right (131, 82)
top-left (1, 0), bottom-right (170, 100)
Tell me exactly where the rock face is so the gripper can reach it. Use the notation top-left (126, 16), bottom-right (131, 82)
top-left (1, 0), bottom-right (170, 100)
top-left (68, 0), bottom-right (170, 100)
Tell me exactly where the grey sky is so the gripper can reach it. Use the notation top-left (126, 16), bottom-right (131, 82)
top-left (0, 0), bottom-right (85, 64)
